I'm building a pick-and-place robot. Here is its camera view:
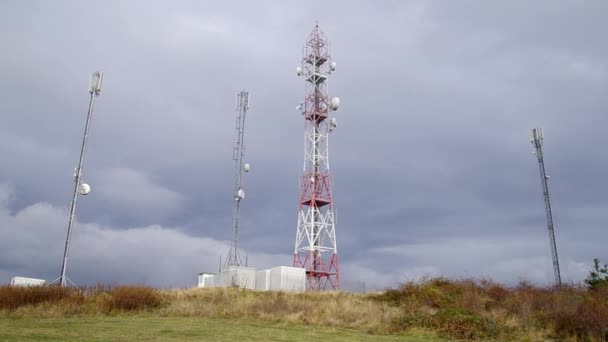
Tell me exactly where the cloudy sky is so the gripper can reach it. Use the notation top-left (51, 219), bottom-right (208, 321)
top-left (1, 1), bottom-right (607, 289)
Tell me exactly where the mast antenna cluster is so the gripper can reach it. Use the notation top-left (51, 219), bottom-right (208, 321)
top-left (224, 91), bottom-right (251, 268)
top-left (530, 127), bottom-right (562, 287)
top-left (52, 71), bottom-right (103, 287)
top-left (293, 24), bottom-right (341, 290)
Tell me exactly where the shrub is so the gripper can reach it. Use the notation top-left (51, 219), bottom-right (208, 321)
top-left (400, 279), bottom-right (456, 309)
top-left (393, 308), bottom-right (501, 340)
top-left (585, 258), bottom-right (608, 290)
top-left (370, 288), bottom-right (403, 305)
top-left (553, 295), bottom-right (608, 340)
top-left (503, 282), bottom-right (554, 319)
top-left (481, 281), bottom-right (509, 302)
top-left (431, 308), bottom-right (500, 340)
top-left (103, 286), bottom-right (162, 312)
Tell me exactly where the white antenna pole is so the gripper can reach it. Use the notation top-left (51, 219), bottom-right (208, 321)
top-left (57, 71), bottom-right (103, 287)
top-left (225, 91), bottom-right (250, 268)
top-left (530, 127), bottom-right (562, 287)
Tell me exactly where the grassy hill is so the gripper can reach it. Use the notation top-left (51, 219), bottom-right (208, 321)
top-left (1, 278), bottom-right (607, 341)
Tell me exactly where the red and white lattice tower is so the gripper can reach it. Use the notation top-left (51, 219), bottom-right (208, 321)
top-left (293, 24), bottom-right (341, 290)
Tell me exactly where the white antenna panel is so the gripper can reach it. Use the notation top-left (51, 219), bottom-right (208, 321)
top-left (89, 71), bottom-right (103, 95)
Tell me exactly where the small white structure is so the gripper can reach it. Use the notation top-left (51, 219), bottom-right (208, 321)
top-left (197, 266), bottom-right (305, 292)
top-left (197, 273), bottom-right (215, 288)
top-left (10, 277), bottom-right (46, 287)
top-left (269, 266), bottom-right (305, 292)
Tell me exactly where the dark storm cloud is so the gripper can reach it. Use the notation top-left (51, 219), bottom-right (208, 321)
top-left (1, 1), bottom-right (607, 288)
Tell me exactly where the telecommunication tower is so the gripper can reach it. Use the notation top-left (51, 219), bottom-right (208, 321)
top-left (224, 91), bottom-right (251, 268)
top-left (530, 127), bottom-right (562, 287)
top-left (293, 25), bottom-right (341, 290)
top-left (54, 72), bottom-right (103, 287)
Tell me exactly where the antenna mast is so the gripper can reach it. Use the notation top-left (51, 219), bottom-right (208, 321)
top-left (530, 127), bottom-right (562, 287)
top-left (55, 71), bottom-right (103, 287)
top-left (293, 25), bottom-right (341, 290)
top-left (225, 91), bottom-right (250, 268)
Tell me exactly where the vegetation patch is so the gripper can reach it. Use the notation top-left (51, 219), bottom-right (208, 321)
top-left (2, 268), bottom-right (608, 341)
top-left (0, 285), bottom-right (82, 310)
top-left (99, 286), bottom-right (162, 312)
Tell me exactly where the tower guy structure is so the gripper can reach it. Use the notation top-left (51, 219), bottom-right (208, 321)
top-left (55, 72), bottom-right (103, 287)
top-left (530, 127), bottom-right (562, 287)
top-left (225, 91), bottom-right (251, 268)
top-left (293, 25), bottom-right (341, 290)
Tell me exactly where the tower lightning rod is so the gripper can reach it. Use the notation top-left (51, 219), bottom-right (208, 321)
top-left (225, 91), bottom-right (250, 268)
top-left (530, 127), bottom-right (562, 287)
top-left (54, 72), bottom-right (103, 287)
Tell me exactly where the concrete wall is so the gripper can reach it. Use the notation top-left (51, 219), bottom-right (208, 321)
top-left (255, 269), bottom-right (270, 291)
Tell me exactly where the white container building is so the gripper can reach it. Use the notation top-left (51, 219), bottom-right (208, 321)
top-left (10, 277), bottom-right (46, 287)
top-left (269, 266), bottom-right (305, 292)
top-left (197, 266), bottom-right (305, 292)
top-left (197, 273), bottom-right (215, 288)
top-left (214, 266), bottom-right (256, 290)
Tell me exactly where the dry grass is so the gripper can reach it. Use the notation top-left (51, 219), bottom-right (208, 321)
top-left (98, 286), bottom-right (162, 313)
top-left (0, 285), bottom-right (83, 310)
top-left (1, 279), bottom-right (608, 341)
top-left (0, 285), bottom-right (161, 317)
top-left (160, 288), bottom-right (400, 334)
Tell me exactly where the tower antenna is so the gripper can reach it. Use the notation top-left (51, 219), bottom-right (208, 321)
top-left (225, 91), bottom-right (250, 267)
top-left (293, 25), bottom-right (340, 290)
top-left (530, 127), bottom-right (562, 287)
top-left (52, 71), bottom-right (103, 287)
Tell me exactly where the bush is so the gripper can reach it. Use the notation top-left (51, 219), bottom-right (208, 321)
top-left (370, 288), bottom-right (403, 305)
top-left (102, 286), bottom-right (162, 312)
top-left (400, 278), bottom-right (457, 309)
top-left (393, 308), bottom-right (501, 340)
top-left (553, 295), bottom-right (608, 340)
top-left (481, 280), bottom-right (509, 302)
top-left (585, 258), bottom-right (608, 290)
top-left (431, 308), bottom-right (500, 340)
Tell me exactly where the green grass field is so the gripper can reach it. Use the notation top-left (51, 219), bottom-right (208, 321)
top-left (0, 316), bottom-right (445, 341)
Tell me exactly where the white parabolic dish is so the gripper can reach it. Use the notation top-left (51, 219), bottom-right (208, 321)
top-left (330, 97), bottom-right (340, 111)
top-left (79, 183), bottom-right (91, 195)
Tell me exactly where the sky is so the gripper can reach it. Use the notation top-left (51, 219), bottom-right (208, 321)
top-left (1, 1), bottom-right (607, 289)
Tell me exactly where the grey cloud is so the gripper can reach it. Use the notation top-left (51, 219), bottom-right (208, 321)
top-left (90, 167), bottom-right (185, 224)
top-left (0, 184), bottom-right (291, 287)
